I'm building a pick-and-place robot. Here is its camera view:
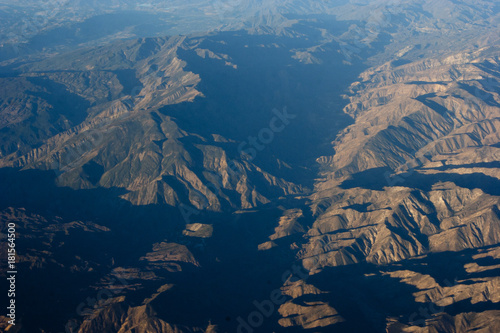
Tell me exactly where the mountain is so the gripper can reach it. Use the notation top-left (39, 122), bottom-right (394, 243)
top-left (0, 0), bottom-right (499, 332)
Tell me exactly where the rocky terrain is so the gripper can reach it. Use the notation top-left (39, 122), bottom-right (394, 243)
top-left (0, 0), bottom-right (499, 332)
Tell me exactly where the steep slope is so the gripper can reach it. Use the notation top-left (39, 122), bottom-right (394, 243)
top-left (272, 13), bottom-right (500, 333)
top-left (1, 1), bottom-right (500, 333)
top-left (0, 36), bottom-right (309, 210)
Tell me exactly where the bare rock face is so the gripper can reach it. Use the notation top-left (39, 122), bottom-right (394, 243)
top-left (183, 223), bottom-right (213, 238)
top-left (0, 37), bottom-right (305, 212)
top-left (140, 242), bottom-right (200, 269)
top-left (78, 297), bottom-right (217, 333)
top-left (1, 1), bottom-right (499, 332)
top-left (320, 51), bottom-right (500, 180)
top-left (299, 34), bottom-right (500, 279)
top-left (277, 279), bottom-right (341, 329)
top-left (266, 2), bottom-right (500, 331)
top-left (269, 208), bottom-right (305, 241)
top-left (278, 301), bottom-right (344, 329)
top-left (396, 311), bottom-right (500, 333)
top-left (300, 185), bottom-right (500, 273)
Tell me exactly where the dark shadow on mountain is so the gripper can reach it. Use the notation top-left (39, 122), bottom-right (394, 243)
top-left (406, 81), bottom-right (448, 85)
top-left (0, 167), bottom-right (315, 332)
top-left (414, 93), bottom-right (452, 118)
top-left (303, 246), bottom-right (500, 332)
top-left (306, 263), bottom-right (423, 333)
top-left (343, 203), bottom-right (373, 212)
top-left (0, 167), bottom-right (186, 256)
top-left (159, 30), bottom-right (360, 187)
top-left (399, 172), bottom-right (500, 196)
top-left (458, 81), bottom-right (500, 107)
top-left (0, 76), bottom-right (91, 156)
top-left (424, 161), bottom-right (500, 171)
top-left (0, 68), bottom-right (21, 77)
top-left (150, 204), bottom-right (307, 332)
top-left (387, 246), bottom-right (500, 289)
top-left (442, 299), bottom-right (500, 318)
top-left (81, 160), bottom-right (105, 185)
top-left (387, 250), bottom-right (471, 287)
top-left (392, 58), bottom-right (412, 67)
top-left (112, 69), bottom-right (143, 96)
top-left (472, 63), bottom-right (500, 80)
top-left (340, 167), bottom-right (500, 196)
top-left (27, 75), bottom-right (91, 126)
top-left (121, 197), bottom-right (316, 332)
top-left (491, 142), bottom-right (500, 148)
top-left (339, 167), bottom-right (393, 190)
top-left (0, 167), bottom-right (193, 332)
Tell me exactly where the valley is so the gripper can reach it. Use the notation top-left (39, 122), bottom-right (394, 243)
top-left (0, 1), bottom-right (499, 332)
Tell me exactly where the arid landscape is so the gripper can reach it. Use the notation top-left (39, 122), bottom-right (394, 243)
top-left (0, 0), bottom-right (499, 332)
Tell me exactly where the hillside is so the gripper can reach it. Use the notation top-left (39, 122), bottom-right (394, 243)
top-left (0, 1), bottom-right (499, 332)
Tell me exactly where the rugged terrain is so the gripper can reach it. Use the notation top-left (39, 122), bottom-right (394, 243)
top-left (0, 0), bottom-right (500, 332)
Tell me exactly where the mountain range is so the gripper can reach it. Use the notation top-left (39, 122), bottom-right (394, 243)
top-left (0, 0), bottom-right (499, 332)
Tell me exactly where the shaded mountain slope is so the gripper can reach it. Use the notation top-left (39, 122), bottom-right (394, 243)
top-left (1, 1), bottom-right (500, 333)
